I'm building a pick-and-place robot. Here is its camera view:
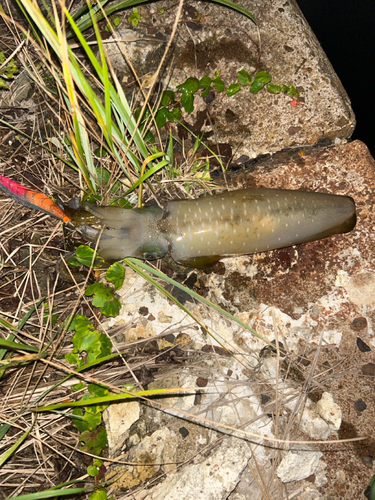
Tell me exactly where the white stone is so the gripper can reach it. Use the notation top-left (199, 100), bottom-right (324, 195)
top-left (143, 437), bottom-right (251, 500)
top-left (103, 401), bottom-right (140, 457)
top-left (299, 407), bottom-right (332, 440)
top-left (276, 449), bottom-right (323, 483)
top-left (315, 392), bottom-right (342, 430)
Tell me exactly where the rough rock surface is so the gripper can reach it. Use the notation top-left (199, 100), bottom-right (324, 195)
top-left (105, 0), bottom-right (355, 158)
top-left (104, 141), bottom-right (375, 500)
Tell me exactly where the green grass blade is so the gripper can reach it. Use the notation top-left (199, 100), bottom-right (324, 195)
top-left (0, 338), bottom-right (40, 353)
top-left (209, 0), bottom-right (256, 23)
top-left (71, 0), bottom-right (256, 35)
top-left (71, 0), bottom-right (151, 35)
top-left (0, 418), bottom-right (35, 467)
top-left (126, 158), bottom-right (169, 196)
top-left (123, 258), bottom-right (236, 354)
top-left (36, 386), bottom-right (196, 412)
top-left (7, 486), bottom-right (95, 500)
top-left (0, 298), bottom-right (45, 370)
top-left (126, 258), bottom-right (271, 345)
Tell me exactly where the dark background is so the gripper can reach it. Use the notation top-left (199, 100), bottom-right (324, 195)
top-left (297, 0), bottom-right (375, 156)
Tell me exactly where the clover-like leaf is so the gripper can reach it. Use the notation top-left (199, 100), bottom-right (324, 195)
top-left (250, 71), bottom-right (272, 94)
top-left (213, 76), bottom-right (225, 92)
top-left (181, 93), bottom-right (195, 114)
top-left (80, 426), bottom-right (107, 455)
top-left (128, 8), bottom-right (141, 26)
top-left (237, 69), bottom-right (252, 86)
top-left (75, 245), bottom-right (105, 268)
top-left (161, 90), bottom-right (175, 106)
top-left (106, 262), bottom-right (125, 290)
top-left (155, 106), bottom-right (174, 128)
top-left (177, 77), bottom-right (199, 94)
top-left (267, 84), bottom-right (281, 94)
top-left (226, 83), bottom-right (241, 97)
top-left (101, 298), bottom-right (121, 317)
top-left (87, 464), bottom-right (100, 477)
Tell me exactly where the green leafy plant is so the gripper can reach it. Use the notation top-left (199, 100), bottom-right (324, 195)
top-left (152, 69), bottom-right (300, 128)
top-left (105, 14), bottom-right (121, 32)
top-left (0, 51), bottom-right (18, 89)
top-left (65, 315), bottom-right (112, 366)
top-left (63, 252), bottom-right (126, 475)
top-left (128, 7), bottom-right (141, 26)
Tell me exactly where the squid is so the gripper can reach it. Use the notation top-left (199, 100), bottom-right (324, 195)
top-left (0, 174), bottom-right (356, 268)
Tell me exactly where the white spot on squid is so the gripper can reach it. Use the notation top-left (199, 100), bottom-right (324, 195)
top-left (285, 223), bottom-right (288, 227)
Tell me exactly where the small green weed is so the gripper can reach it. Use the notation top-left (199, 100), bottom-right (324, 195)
top-left (151, 69), bottom-right (300, 130)
top-left (0, 51), bottom-right (18, 89)
top-left (128, 7), bottom-right (141, 27)
top-left (65, 248), bottom-right (126, 484)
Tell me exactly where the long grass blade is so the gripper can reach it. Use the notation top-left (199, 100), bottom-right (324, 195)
top-left (36, 386), bottom-right (197, 412)
top-left (0, 418), bottom-right (35, 467)
top-left (125, 258), bottom-right (271, 345)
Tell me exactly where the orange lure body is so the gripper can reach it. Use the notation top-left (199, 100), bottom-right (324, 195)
top-left (0, 175), bottom-right (70, 223)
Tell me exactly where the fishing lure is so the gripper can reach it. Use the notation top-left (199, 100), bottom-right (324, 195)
top-left (0, 175), bottom-right (356, 268)
top-left (0, 175), bottom-right (70, 223)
